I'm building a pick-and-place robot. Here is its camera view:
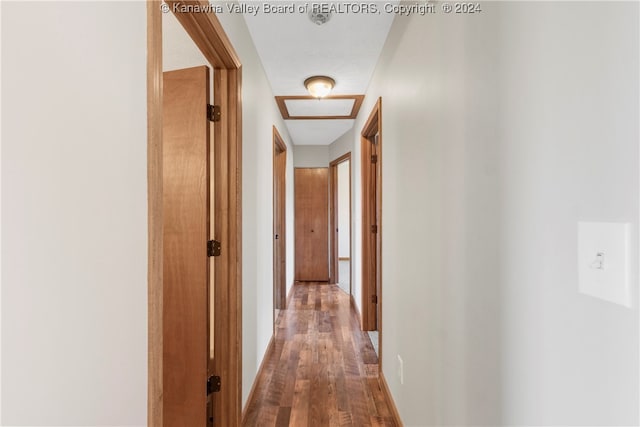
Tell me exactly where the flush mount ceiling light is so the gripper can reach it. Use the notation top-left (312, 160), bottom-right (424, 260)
top-left (304, 76), bottom-right (336, 98)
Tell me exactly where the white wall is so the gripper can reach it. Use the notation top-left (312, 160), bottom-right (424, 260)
top-left (215, 10), bottom-right (296, 407)
top-left (163, 10), bottom-right (213, 90)
top-left (351, 2), bottom-right (639, 425)
top-left (329, 128), bottom-right (354, 162)
top-left (293, 145), bottom-right (329, 167)
top-left (1, 2), bottom-right (147, 425)
top-left (1, 2), bottom-right (4, 421)
top-left (497, 3), bottom-right (639, 424)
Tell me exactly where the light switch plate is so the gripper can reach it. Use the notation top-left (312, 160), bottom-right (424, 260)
top-left (578, 222), bottom-right (631, 308)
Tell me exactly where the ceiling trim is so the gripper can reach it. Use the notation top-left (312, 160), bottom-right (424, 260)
top-left (275, 94), bottom-right (365, 120)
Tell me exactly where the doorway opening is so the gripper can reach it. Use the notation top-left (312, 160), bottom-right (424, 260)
top-left (273, 127), bottom-right (287, 320)
top-left (329, 153), bottom-right (352, 296)
top-left (147, 3), bottom-right (242, 426)
top-left (361, 98), bottom-right (382, 360)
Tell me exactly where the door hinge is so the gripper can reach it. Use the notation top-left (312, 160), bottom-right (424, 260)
top-left (371, 224), bottom-right (378, 233)
top-left (371, 154), bottom-right (378, 164)
top-left (207, 240), bottom-right (221, 257)
top-left (207, 375), bottom-right (221, 395)
top-left (207, 400), bottom-right (214, 427)
top-left (371, 295), bottom-right (378, 304)
top-left (207, 104), bottom-right (221, 122)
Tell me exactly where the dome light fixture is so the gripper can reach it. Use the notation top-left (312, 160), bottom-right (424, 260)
top-left (308, 9), bottom-right (332, 26)
top-left (304, 75), bottom-right (335, 99)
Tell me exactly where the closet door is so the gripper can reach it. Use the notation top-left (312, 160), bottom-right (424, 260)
top-left (294, 168), bottom-right (329, 281)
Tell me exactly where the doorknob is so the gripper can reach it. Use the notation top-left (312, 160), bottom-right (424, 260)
top-left (275, 234), bottom-right (279, 239)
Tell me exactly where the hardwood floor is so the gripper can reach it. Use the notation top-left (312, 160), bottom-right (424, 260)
top-left (243, 283), bottom-right (397, 427)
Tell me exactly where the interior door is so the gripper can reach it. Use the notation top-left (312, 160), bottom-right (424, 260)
top-left (273, 133), bottom-right (287, 308)
top-left (295, 168), bottom-right (329, 281)
top-left (163, 65), bottom-right (211, 427)
top-left (361, 99), bottom-right (382, 332)
top-left (365, 135), bottom-right (379, 329)
top-left (373, 133), bottom-right (381, 330)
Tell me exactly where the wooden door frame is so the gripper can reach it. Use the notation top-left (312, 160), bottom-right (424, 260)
top-left (273, 126), bottom-right (287, 310)
top-left (360, 98), bottom-right (382, 356)
top-left (147, 2), bottom-right (243, 426)
top-left (329, 153), bottom-right (352, 292)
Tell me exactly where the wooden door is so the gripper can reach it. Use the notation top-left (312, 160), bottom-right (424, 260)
top-left (163, 65), bottom-right (210, 427)
top-left (295, 168), bottom-right (329, 281)
top-left (373, 134), bottom-right (382, 330)
top-left (273, 128), bottom-right (287, 308)
top-left (361, 98), bottom-right (382, 334)
top-left (363, 135), bottom-right (379, 330)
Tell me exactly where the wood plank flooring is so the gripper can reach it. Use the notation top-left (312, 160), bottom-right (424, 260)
top-left (243, 283), bottom-right (397, 427)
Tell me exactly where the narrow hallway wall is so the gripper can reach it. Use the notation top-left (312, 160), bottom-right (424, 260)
top-left (353, 2), bottom-right (639, 425)
top-left (294, 145), bottom-right (330, 167)
top-left (2, 2), bottom-right (147, 424)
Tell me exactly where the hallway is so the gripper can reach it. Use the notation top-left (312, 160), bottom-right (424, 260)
top-left (242, 283), bottom-right (397, 426)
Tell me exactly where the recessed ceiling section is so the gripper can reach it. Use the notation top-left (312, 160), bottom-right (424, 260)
top-left (286, 99), bottom-right (353, 117)
top-left (276, 95), bottom-right (364, 120)
top-left (286, 120), bottom-right (354, 146)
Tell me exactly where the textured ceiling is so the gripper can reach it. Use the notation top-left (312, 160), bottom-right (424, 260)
top-left (241, 1), bottom-right (397, 145)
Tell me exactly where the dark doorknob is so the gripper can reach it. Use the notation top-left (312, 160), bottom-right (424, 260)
top-left (275, 234), bottom-right (279, 239)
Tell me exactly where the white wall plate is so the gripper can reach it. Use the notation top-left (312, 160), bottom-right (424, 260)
top-left (577, 222), bottom-right (631, 308)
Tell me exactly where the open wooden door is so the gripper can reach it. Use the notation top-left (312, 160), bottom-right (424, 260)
top-left (361, 98), bottom-right (382, 337)
top-left (149, 5), bottom-right (242, 426)
top-left (372, 134), bottom-right (382, 330)
top-left (163, 65), bottom-right (211, 427)
top-left (273, 127), bottom-right (287, 309)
